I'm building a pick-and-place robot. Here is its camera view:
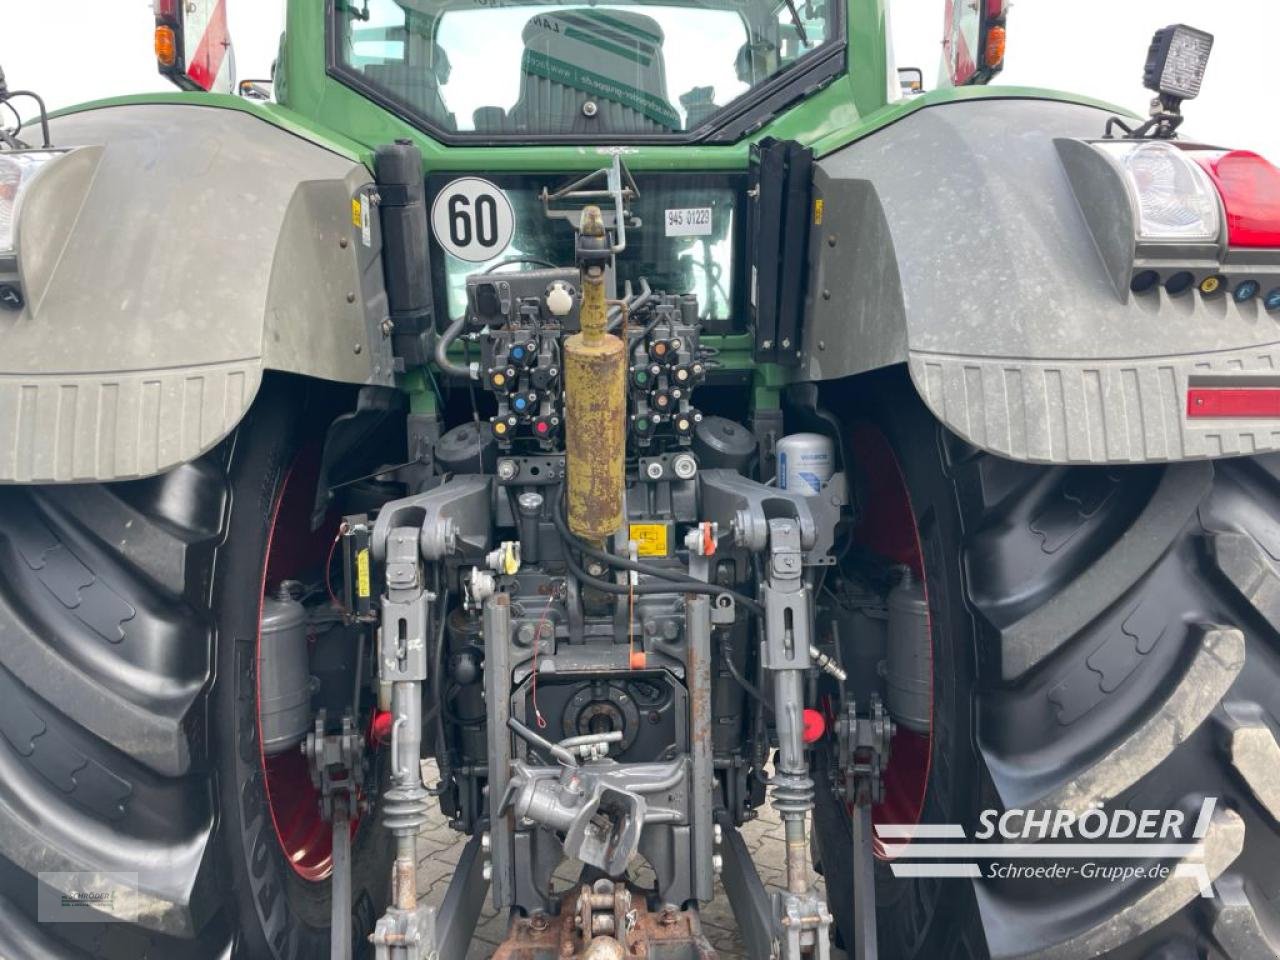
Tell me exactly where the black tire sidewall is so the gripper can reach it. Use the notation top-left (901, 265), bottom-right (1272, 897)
top-left (209, 384), bottom-right (390, 960)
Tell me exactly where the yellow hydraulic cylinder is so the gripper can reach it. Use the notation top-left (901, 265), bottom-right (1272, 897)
top-left (564, 206), bottom-right (626, 543)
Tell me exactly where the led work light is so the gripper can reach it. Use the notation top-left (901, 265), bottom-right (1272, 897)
top-left (1143, 24), bottom-right (1214, 106)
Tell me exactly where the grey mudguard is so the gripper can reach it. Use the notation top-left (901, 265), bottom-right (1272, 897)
top-left (0, 104), bottom-right (393, 483)
top-left (807, 97), bottom-right (1280, 464)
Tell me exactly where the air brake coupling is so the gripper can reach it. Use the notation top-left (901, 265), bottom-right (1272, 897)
top-left (564, 205), bottom-right (626, 542)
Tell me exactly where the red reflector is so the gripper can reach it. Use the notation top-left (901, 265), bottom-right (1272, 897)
top-left (1187, 387), bottom-right (1280, 418)
top-left (986, 0), bottom-right (1006, 18)
top-left (802, 708), bottom-right (825, 744)
top-left (1191, 150), bottom-right (1280, 248)
top-left (153, 0), bottom-right (179, 20)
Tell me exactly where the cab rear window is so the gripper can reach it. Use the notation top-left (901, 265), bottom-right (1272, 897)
top-left (333, 0), bottom-right (835, 140)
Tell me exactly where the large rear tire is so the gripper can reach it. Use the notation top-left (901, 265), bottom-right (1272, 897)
top-left (814, 368), bottom-right (1280, 959)
top-left (0, 379), bottom-right (392, 959)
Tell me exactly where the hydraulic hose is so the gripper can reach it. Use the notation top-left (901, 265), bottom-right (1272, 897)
top-left (552, 494), bottom-right (764, 616)
top-left (722, 638), bottom-right (771, 711)
top-left (433, 315), bottom-right (474, 380)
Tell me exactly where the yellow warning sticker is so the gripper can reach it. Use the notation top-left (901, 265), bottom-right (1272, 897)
top-left (629, 523), bottom-right (669, 558)
top-left (352, 198), bottom-right (363, 228)
top-left (813, 198), bottom-right (824, 226)
top-left (356, 548), bottom-right (371, 599)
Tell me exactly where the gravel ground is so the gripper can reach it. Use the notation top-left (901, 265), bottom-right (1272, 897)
top-left (415, 761), bottom-right (847, 959)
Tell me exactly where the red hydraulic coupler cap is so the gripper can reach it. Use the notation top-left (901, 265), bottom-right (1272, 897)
top-left (802, 708), bottom-right (825, 743)
top-left (371, 709), bottom-right (393, 744)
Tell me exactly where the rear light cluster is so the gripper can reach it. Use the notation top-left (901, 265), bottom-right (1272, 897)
top-left (1095, 141), bottom-right (1280, 306)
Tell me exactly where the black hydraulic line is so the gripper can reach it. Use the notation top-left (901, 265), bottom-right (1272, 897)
top-left (551, 493), bottom-right (764, 616)
top-left (442, 683), bottom-right (486, 728)
top-left (433, 315), bottom-right (473, 380)
top-left (429, 589), bottom-right (453, 793)
top-left (562, 547), bottom-right (757, 611)
top-left (484, 256), bottom-right (557, 274)
top-left (722, 638), bottom-right (771, 711)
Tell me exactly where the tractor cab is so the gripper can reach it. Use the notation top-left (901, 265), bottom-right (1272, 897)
top-left (153, 0), bottom-right (1010, 147)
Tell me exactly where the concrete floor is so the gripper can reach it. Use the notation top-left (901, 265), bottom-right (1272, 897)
top-left (415, 761), bottom-right (845, 959)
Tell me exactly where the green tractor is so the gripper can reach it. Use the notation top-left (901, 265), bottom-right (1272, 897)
top-left (1, 2), bottom-right (1278, 958)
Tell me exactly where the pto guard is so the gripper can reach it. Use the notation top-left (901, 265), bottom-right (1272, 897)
top-left (0, 103), bottom-right (391, 483)
top-left (807, 96), bottom-right (1280, 464)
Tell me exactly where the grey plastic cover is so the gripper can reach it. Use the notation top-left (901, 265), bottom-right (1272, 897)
top-left (0, 104), bottom-right (393, 483)
top-left (807, 98), bottom-right (1280, 464)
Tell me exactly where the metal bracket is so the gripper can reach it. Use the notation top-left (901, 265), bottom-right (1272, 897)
top-left (540, 153), bottom-right (640, 254)
top-left (834, 696), bottom-right (894, 807)
top-left (833, 696), bottom-right (895, 960)
top-left (304, 711), bottom-right (365, 960)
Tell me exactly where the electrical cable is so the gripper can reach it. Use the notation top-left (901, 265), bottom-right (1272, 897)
top-left (529, 590), bottom-right (554, 728)
top-left (324, 521), bottom-right (350, 614)
top-left (2, 90), bottom-right (50, 148)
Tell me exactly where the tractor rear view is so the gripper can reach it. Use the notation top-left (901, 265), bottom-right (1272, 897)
top-left (1, 3), bottom-right (1279, 959)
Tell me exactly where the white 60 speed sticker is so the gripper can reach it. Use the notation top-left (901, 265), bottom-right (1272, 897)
top-left (431, 177), bottom-right (515, 262)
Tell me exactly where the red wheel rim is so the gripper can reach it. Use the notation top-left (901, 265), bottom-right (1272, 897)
top-left (256, 447), bottom-right (356, 883)
top-left (847, 423), bottom-right (934, 857)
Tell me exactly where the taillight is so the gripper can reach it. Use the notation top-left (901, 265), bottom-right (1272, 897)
top-left (1191, 150), bottom-right (1280, 248)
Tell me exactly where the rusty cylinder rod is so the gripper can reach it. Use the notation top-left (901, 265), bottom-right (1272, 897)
top-left (564, 205), bottom-right (626, 544)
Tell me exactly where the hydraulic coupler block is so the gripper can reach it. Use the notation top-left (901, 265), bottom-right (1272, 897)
top-left (564, 205), bottom-right (625, 543)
